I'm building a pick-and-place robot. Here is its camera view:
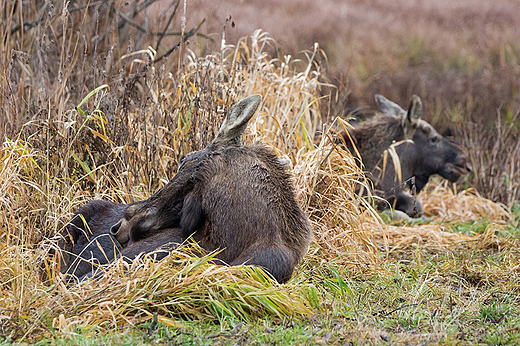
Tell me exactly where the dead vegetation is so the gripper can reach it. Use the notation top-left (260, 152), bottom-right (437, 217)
top-left (421, 180), bottom-right (512, 224)
top-left (0, 0), bottom-right (519, 343)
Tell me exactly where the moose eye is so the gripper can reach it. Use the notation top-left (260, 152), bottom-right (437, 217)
top-left (430, 136), bottom-right (440, 144)
top-left (177, 155), bottom-right (187, 171)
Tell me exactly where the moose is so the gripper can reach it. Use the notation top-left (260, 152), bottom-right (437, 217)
top-left (55, 200), bottom-right (183, 282)
top-left (56, 95), bottom-right (313, 284)
top-left (341, 94), bottom-right (471, 217)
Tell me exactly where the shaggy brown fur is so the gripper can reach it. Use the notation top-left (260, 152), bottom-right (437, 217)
top-left (111, 95), bottom-right (313, 283)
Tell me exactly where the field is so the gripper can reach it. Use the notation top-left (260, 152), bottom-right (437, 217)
top-left (1, 0), bottom-right (520, 345)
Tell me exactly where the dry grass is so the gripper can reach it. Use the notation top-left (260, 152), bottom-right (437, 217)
top-left (1, 0), bottom-right (518, 342)
top-left (420, 180), bottom-right (512, 224)
top-left (292, 133), bottom-right (382, 268)
top-left (17, 248), bottom-right (314, 339)
top-left (0, 5), bottom-right (338, 337)
top-left (372, 179), bottom-right (516, 253)
top-left (372, 222), bottom-right (511, 254)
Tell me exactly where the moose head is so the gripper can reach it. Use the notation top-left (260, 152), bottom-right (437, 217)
top-left (342, 94), bottom-right (471, 217)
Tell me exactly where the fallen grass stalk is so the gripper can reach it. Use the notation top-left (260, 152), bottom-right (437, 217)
top-left (7, 247), bottom-right (315, 340)
top-left (420, 179), bottom-right (512, 223)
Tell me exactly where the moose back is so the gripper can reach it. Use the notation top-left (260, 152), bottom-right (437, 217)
top-left (55, 95), bottom-right (313, 284)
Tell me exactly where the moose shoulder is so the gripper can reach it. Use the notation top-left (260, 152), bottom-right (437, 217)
top-left (340, 94), bottom-right (471, 217)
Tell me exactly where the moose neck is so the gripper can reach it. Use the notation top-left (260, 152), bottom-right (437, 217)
top-left (348, 114), bottom-right (406, 172)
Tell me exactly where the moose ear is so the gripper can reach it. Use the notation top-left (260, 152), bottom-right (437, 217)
top-left (213, 94), bottom-right (262, 145)
top-left (402, 95), bottom-right (423, 139)
top-left (375, 94), bottom-right (406, 116)
top-left (180, 190), bottom-right (204, 235)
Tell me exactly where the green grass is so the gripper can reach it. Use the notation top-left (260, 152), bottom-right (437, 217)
top-left (160, 242), bottom-right (520, 345)
top-left (448, 203), bottom-right (520, 240)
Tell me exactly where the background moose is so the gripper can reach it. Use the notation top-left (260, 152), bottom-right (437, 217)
top-left (341, 94), bottom-right (472, 217)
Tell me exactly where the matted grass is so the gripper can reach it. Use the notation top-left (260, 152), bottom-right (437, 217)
top-left (371, 180), bottom-right (517, 253)
top-left (421, 180), bottom-right (512, 223)
top-left (33, 248), bottom-right (314, 337)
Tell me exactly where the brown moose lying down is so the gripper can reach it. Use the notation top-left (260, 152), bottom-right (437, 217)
top-left (56, 95), bottom-right (313, 284)
top-left (341, 94), bottom-right (472, 218)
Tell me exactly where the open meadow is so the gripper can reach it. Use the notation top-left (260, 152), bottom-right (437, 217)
top-left (1, 0), bottom-right (519, 345)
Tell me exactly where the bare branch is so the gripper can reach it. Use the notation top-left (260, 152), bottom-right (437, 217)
top-left (154, 18), bottom-right (206, 63)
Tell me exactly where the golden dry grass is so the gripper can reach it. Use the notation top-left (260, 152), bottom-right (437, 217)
top-left (420, 180), bottom-right (512, 223)
top-left (292, 133), bottom-right (382, 268)
top-left (0, 25), bottom-right (515, 341)
top-left (371, 180), bottom-right (515, 252)
top-left (0, 31), bottom-right (331, 340)
top-left (31, 248), bottom-right (313, 337)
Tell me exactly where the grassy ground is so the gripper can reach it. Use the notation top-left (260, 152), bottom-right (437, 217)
top-left (1, 1), bottom-right (520, 345)
top-left (215, 216), bottom-right (517, 345)
top-left (9, 215), bottom-right (520, 345)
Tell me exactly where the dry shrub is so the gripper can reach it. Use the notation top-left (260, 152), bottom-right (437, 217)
top-left (0, 0), bottom-right (215, 244)
top-left (420, 180), bottom-right (512, 223)
top-left (462, 110), bottom-right (520, 207)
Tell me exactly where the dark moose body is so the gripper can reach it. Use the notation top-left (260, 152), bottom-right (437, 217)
top-left (58, 200), bottom-right (183, 282)
top-left (341, 94), bottom-right (471, 217)
top-left (58, 95), bottom-right (313, 284)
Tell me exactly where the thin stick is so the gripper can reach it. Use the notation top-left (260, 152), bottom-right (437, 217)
top-left (154, 19), bottom-right (206, 63)
top-left (155, 0), bottom-right (181, 52)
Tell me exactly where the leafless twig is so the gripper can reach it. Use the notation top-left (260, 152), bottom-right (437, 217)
top-left (154, 18), bottom-right (206, 63)
top-left (155, 0), bottom-right (181, 52)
